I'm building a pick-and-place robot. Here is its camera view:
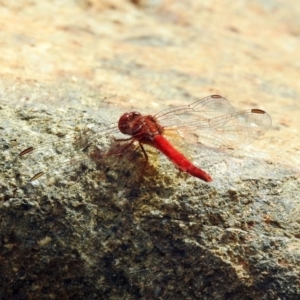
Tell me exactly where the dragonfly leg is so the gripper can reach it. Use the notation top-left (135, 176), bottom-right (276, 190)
top-left (138, 142), bottom-right (149, 180)
top-left (108, 138), bottom-right (135, 156)
top-left (113, 137), bottom-right (133, 142)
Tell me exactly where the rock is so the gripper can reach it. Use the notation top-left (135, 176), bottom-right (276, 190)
top-left (0, 0), bottom-right (300, 299)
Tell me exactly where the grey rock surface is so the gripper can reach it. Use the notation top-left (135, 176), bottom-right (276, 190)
top-left (0, 0), bottom-right (300, 299)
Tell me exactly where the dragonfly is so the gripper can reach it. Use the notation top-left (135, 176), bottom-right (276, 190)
top-left (17, 95), bottom-right (272, 183)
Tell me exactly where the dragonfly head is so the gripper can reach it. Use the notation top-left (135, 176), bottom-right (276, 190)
top-left (118, 111), bottom-right (142, 136)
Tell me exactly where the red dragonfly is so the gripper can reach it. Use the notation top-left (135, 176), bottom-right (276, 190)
top-left (18, 95), bottom-right (271, 183)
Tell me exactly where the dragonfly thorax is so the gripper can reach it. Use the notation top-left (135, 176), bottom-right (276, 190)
top-left (118, 112), bottom-right (164, 142)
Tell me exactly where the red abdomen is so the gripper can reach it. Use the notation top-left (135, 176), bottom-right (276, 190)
top-left (152, 135), bottom-right (213, 182)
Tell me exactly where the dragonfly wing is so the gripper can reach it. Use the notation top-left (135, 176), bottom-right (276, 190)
top-left (155, 95), bottom-right (236, 128)
top-left (158, 95), bottom-right (271, 152)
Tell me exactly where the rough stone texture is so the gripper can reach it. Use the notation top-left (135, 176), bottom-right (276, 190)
top-left (0, 0), bottom-right (300, 299)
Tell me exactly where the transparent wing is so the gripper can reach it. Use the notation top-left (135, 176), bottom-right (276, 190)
top-left (156, 95), bottom-right (272, 152)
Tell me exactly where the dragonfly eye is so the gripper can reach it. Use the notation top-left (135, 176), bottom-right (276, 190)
top-left (118, 112), bottom-right (142, 135)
